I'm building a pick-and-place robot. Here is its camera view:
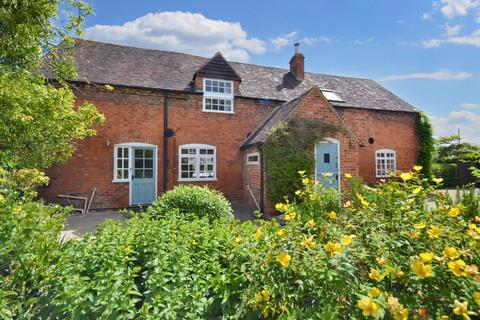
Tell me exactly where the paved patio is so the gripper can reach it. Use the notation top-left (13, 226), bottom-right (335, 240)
top-left (61, 200), bottom-right (257, 238)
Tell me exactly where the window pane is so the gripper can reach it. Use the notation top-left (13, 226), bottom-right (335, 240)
top-left (181, 148), bottom-right (188, 155)
top-left (123, 169), bottom-right (129, 178)
top-left (124, 148), bottom-right (129, 157)
top-left (135, 169), bottom-right (143, 179)
top-left (117, 148), bottom-right (123, 158)
top-left (117, 159), bottom-right (123, 169)
top-left (123, 159), bottom-right (128, 168)
top-left (135, 149), bottom-right (143, 158)
top-left (207, 149), bottom-right (214, 154)
top-left (145, 169), bottom-right (153, 178)
top-left (145, 149), bottom-right (153, 158)
top-left (145, 159), bottom-right (153, 169)
top-left (135, 159), bottom-right (143, 169)
top-left (117, 170), bottom-right (122, 179)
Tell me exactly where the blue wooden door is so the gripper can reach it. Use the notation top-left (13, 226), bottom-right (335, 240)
top-left (131, 147), bottom-right (156, 205)
top-left (316, 141), bottom-right (339, 188)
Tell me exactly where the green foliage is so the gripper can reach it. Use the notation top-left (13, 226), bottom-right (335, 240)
top-left (264, 117), bottom-right (338, 204)
top-left (0, 71), bottom-right (105, 169)
top-left (0, 0), bottom-right (92, 74)
top-left (0, 169), bottom-right (67, 317)
top-left (3, 169), bottom-right (479, 319)
top-left (148, 185), bottom-right (233, 220)
top-left (416, 112), bottom-right (434, 179)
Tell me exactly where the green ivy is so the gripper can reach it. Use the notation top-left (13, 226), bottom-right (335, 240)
top-left (263, 117), bottom-right (338, 204)
top-left (416, 112), bottom-right (434, 179)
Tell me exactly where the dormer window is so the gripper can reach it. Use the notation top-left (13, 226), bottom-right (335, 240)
top-left (203, 78), bottom-right (234, 114)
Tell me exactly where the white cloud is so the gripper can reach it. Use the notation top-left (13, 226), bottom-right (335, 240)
top-left (422, 13), bottom-right (433, 20)
top-left (270, 31), bottom-right (298, 50)
top-left (431, 109), bottom-right (480, 143)
top-left (461, 102), bottom-right (480, 109)
top-left (85, 11), bottom-right (266, 62)
top-left (443, 23), bottom-right (464, 36)
top-left (352, 37), bottom-right (375, 45)
top-left (301, 36), bottom-right (331, 45)
top-left (380, 69), bottom-right (472, 81)
top-left (439, 0), bottom-right (479, 19)
top-left (423, 28), bottom-right (480, 47)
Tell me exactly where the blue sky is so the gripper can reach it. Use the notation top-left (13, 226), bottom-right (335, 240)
top-left (80, 0), bottom-right (480, 143)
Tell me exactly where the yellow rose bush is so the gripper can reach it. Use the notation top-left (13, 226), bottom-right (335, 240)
top-left (1, 168), bottom-right (479, 318)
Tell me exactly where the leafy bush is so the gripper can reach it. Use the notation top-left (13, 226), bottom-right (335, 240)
top-left (2, 168), bottom-right (480, 319)
top-left (0, 169), bottom-right (67, 317)
top-left (148, 185), bottom-right (233, 220)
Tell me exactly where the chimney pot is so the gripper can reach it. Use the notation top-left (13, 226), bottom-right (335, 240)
top-left (290, 43), bottom-right (305, 81)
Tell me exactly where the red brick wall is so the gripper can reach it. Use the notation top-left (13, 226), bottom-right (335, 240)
top-left (335, 107), bottom-right (419, 184)
top-left (40, 84), bottom-right (277, 209)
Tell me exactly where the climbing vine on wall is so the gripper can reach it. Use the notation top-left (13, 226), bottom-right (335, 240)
top-left (264, 117), bottom-right (338, 204)
top-left (416, 112), bottom-right (434, 179)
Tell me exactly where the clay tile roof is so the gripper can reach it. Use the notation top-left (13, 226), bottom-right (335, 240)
top-left (46, 38), bottom-right (418, 113)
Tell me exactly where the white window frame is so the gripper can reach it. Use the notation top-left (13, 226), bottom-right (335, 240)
top-left (246, 152), bottom-right (260, 165)
top-left (375, 148), bottom-right (397, 178)
top-left (113, 145), bottom-right (130, 182)
top-left (202, 78), bottom-right (234, 114)
top-left (178, 143), bottom-right (217, 182)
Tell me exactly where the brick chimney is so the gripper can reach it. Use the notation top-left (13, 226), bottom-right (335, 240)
top-left (289, 43), bottom-right (305, 80)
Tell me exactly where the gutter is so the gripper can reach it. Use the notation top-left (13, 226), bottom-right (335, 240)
top-left (163, 93), bottom-right (169, 192)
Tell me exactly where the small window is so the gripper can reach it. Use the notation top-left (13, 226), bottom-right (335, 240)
top-left (246, 152), bottom-right (260, 165)
top-left (376, 149), bottom-right (397, 178)
top-left (321, 90), bottom-right (344, 102)
top-left (179, 144), bottom-right (216, 181)
top-left (323, 153), bottom-right (330, 163)
top-left (203, 78), bottom-right (234, 114)
top-left (114, 146), bottom-right (129, 181)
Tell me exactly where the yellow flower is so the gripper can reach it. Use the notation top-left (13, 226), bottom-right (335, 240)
top-left (305, 219), bottom-right (316, 228)
top-left (301, 236), bottom-right (315, 249)
top-left (344, 200), bottom-right (352, 208)
top-left (412, 186), bottom-right (423, 194)
top-left (443, 246), bottom-right (460, 259)
top-left (253, 229), bottom-right (263, 241)
top-left (377, 257), bottom-right (386, 265)
top-left (473, 292), bottom-right (480, 306)
top-left (368, 287), bottom-right (382, 298)
top-left (419, 252), bottom-right (435, 263)
top-left (440, 316), bottom-right (449, 320)
top-left (413, 221), bottom-right (426, 229)
top-left (356, 193), bottom-right (369, 207)
top-left (277, 229), bottom-right (286, 238)
top-left (448, 259), bottom-right (467, 277)
top-left (427, 225), bottom-right (441, 238)
top-left (276, 251), bottom-right (292, 267)
top-left (322, 172), bottom-right (333, 177)
top-left (453, 300), bottom-right (477, 320)
top-left (400, 172), bottom-right (413, 181)
top-left (324, 241), bottom-right (343, 256)
top-left (302, 177), bottom-right (310, 185)
top-left (393, 308), bottom-right (409, 320)
top-left (340, 235), bottom-right (355, 246)
top-left (432, 177), bottom-right (444, 184)
top-left (369, 268), bottom-right (385, 282)
top-left (344, 173), bottom-right (353, 179)
top-left (411, 259), bottom-right (433, 279)
top-left (295, 190), bottom-right (302, 196)
top-left (235, 236), bottom-right (242, 244)
top-left (260, 288), bottom-right (270, 301)
top-left (413, 165), bottom-right (423, 172)
top-left (327, 211), bottom-right (337, 219)
top-left (284, 211), bottom-right (297, 221)
top-left (449, 206), bottom-right (461, 217)
top-left (357, 297), bottom-right (380, 317)
top-left (387, 296), bottom-right (401, 311)
top-left (409, 231), bottom-right (420, 239)
top-left (275, 203), bottom-right (284, 211)
top-left (465, 264), bottom-right (479, 276)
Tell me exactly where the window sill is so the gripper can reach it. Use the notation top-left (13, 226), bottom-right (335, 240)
top-left (113, 179), bottom-right (130, 183)
top-left (202, 109), bottom-right (235, 115)
top-left (178, 178), bottom-right (218, 182)
top-left (246, 162), bottom-right (260, 166)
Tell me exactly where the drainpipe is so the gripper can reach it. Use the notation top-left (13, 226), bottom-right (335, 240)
top-left (163, 93), bottom-right (169, 192)
top-left (259, 145), bottom-right (265, 212)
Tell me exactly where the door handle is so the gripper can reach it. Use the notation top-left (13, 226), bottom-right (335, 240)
top-left (131, 175), bottom-right (135, 180)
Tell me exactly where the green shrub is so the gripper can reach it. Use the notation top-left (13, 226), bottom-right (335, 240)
top-left (148, 185), bottom-right (233, 220)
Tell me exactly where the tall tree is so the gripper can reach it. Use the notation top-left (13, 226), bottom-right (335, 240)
top-left (0, 0), bottom-right (104, 169)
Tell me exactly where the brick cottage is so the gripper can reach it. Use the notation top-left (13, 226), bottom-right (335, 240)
top-left (40, 39), bottom-right (419, 211)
